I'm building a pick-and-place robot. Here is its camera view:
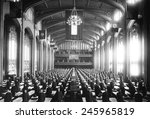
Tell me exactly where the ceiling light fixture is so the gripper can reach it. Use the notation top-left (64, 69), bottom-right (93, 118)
top-left (66, 0), bottom-right (82, 26)
top-left (66, 0), bottom-right (82, 35)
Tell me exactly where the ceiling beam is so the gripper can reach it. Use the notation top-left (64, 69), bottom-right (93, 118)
top-left (99, 0), bottom-right (125, 13)
top-left (83, 22), bottom-right (104, 33)
top-left (83, 35), bottom-right (94, 42)
top-left (83, 33), bottom-right (97, 41)
top-left (51, 30), bottom-right (66, 37)
top-left (82, 38), bottom-right (93, 45)
top-left (52, 33), bottom-right (66, 39)
top-left (35, 10), bottom-right (65, 23)
top-left (49, 28), bottom-right (66, 35)
top-left (83, 23), bottom-right (102, 33)
top-left (46, 21), bottom-right (65, 30)
top-left (54, 36), bottom-right (66, 40)
top-left (85, 19), bottom-right (106, 31)
top-left (24, 0), bottom-right (125, 14)
top-left (47, 24), bottom-right (66, 34)
top-left (83, 30), bottom-right (99, 40)
top-left (23, 0), bottom-right (44, 12)
top-left (83, 28), bottom-right (101, 37)
top-left (85, 10), bottom-right (112, 21)
top-left (35, 8), bottom-right (112, 23)
top-left (42, 19), bottom-right (65, 29)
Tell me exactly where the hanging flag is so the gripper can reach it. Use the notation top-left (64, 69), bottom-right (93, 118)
top-left (39, 30), bottom-right (45, 40)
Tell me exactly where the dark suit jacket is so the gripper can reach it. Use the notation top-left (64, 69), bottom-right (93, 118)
top-left (4, 92), bottom-right (12, 102)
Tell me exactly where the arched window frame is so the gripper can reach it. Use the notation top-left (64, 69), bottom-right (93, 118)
top-left (8, 26), bottom-right (17, 75)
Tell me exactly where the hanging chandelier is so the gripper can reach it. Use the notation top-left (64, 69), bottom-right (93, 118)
top-left (66, 0), bottom-right (82, 26)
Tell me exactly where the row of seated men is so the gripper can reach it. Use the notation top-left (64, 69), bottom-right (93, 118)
top-left (78, 68), bottom-right (148, 102)
top-left (0, 69), bottom-right (71, 102)
top-left (0, 68), bottom-right (149, 102)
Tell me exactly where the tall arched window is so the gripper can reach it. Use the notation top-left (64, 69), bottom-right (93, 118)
top-left (117, 41), bottom-right (125, 73)
top-left (8, 26), bottom-right (17, 74)
top-left (24, 33), bottom-right (31, 73)
top-left (130, 30), bottom-right (141, 76)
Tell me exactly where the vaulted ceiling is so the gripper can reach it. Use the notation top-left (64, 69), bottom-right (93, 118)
top-left (22, 0), bottom-right (126, 45)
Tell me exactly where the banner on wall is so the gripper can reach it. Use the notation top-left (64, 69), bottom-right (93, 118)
top-left (39, 30), bottom-right (45, 40)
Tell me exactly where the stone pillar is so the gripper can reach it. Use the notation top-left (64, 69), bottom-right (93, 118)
top-left (100, 42), bottom-right (103, 71)
top-left (31, 36), bottom-right (36, 75)
top-left (123, 1), bottom-right (128, 78)
top-left (112, 35), bottom-right (117, 74)
top-left (51, 49), bottom-right (54, 70)
top-left (49, 47), bottom-right (51, 70)
top-left (40, 41), bottom-right (43, 71)
top-left (104, 40), bottom-right (109, 71)
top-left (94, 48), bottom-right (97, 70)
top-left (0, 1), bottom-right (4, 85)
top-left (97, 46), bottom-right (100, 70)
top-left (144, 0), bottom-right (150, 90)
top-left (45, 42), bottom-right (48, 71)
top-left (99, 42), bottom-right (102, 71)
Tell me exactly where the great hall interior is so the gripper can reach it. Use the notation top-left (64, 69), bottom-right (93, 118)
top-left (0, 0), bottom-right (150, 102)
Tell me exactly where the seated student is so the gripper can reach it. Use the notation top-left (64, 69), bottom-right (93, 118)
top-left (107, 83), bottom-right (117, 98)
top-left (94, 84), bottom-right (101, 97)
top-left (4, 90), bottom-right (12, 102)
top-left (60, 84), bottom-right (64, 95)
top-left (64, 91), bottom-right (71, 102)
top-left (134, 90), bottom-right (143, 102)
top-left (90, 81), bottom-right (94, 90)
top-left (14, 77), bottom-right (20, 92)
top-left (51, 89), bottom-right (60, 102)
top-left (126, 79), bottom-right (136, 98)
top-left (116, 90), bottom-right (124, 102)
top-left (138, 80), bottom-right (147, 97)
top-left (76, 91), bottom-right (82, 102)
top-left (22, 83), bottom-right (28, 94)
top-left (102, 91), bottom-right (110, 102)
top-left (41, 80), bottom-right (47, 90)
top-left (82, 84), bottom-right (87, 97)
top-left (45, 85), bottom-right (52, 97)
top-left (119, 77), bottom-right (125, 96)
top-left (11, 84), bottom-right (17, 97)
top-left (6, 80), bottom-right (11, 90)
top-left (22, 89), bottom-right (29, 102)
top-left (85, 89), bottom-right (93, 102)
top-left (37, 90), bottom-right (45, 102)
top-left (52, 80), bottom-right (57, 90)
top-left (99, 82), bottom-right (105, 90)
top-left (34, 83), bottom-right (40, 96)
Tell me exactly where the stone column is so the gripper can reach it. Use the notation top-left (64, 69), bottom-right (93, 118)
top-left (112, 35), bottom-right (117, 74)
top-left (31, 36), bottom-right (36, 75)
top-left (51, 49), bottom-right (55, 70)
top-left (100, 42), bottom-right (103, 71)
top-left (45, 42), bottom-right (48, 71)
top-left (143, 0), bottom-right (150, 90)
top-left (104, 40), bottom-right (109, 71)
top-left (97, 46), bottom-right (100, 70)
top-left (40, 41), bottom-right (43, 71)
top-left (94, 48), bottom-right (97, 70)
top-left (0, 1), bottom-right (4, 85)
